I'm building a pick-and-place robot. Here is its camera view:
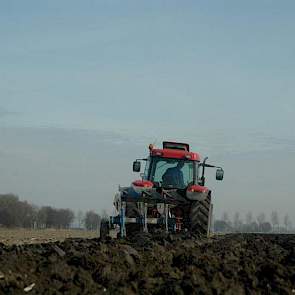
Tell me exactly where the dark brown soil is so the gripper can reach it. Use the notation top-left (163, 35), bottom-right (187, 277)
top-left (0, 233), bottom-right (294, 294)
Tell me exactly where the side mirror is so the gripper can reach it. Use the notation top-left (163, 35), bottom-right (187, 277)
top-left (133, 161), bottom-right (141, 172)
top-left (216, 168), bottom-right (224, 181)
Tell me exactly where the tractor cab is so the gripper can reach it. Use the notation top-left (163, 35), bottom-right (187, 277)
top-left (144, 157), bottom-right (195, 189)
top-left (132, 142), bottom-right (223, 190)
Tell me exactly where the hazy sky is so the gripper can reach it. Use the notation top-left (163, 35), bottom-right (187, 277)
top-left (1, 1), bottom-right (295, 223)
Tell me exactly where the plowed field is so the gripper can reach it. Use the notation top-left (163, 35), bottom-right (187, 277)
top-left (0, 233), bottom-right (294, 294)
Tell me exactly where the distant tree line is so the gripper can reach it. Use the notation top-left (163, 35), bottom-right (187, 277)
top-left (37, 206), bottom-right (74, 229)
top-left (77, 209), bottom-right (108, 230)
top-left (0, 194), bottom-right (75, 229)
top-left (214, 211), bottom-right (293, 233)
top-left (0, 194), bottom-right (107, 230)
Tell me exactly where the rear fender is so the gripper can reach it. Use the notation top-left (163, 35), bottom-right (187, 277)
top-left (186, 185), bottom-right (209, 201)
top-left (186, 191), bottom-right (208, 201)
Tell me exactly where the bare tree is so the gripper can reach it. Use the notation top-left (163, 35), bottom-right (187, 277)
top-left (221, 212), bottom-right (229, 223)
top-left (284, 214), bottom-right (291, 232)
top-left (271, 211), bottom-right (279, 232)
top-left (77, 210), bottom-right (84, 228)
top-left (249, 221), bottom-right (259, 232)
top-left (84, 211), bottom-right (101, 230)
top-left (41, 206), bottom-right (56, 228)
top-left (56, 209), bottom-right (74, 229)
top-left (0, 208), bottom-right (14, 227)
top-left (246, 212), bottom-right (253, 225)
top-left (0, 194), bottom-right (20, 227)
top-left (260, 222), bottom-right (272, 233)
top-left (37, 207), bottom-right (48, 228)
top-left (256, 213), bottom-right (265, 231)
top-left (233, 212), bottom-right (242, 231)
top-left (18, 201), bottom-right (36, 228)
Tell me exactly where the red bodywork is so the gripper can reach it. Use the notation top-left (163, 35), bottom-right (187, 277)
top-left (187, 185), bottom-right (209, 193)
top-left (151, 148), bottom-right (200, 161)
top-left (132, 180), bottom-right (153, 188)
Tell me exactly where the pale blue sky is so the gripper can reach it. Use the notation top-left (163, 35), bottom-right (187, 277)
top-left (1, 1), bottom-right (295, 222)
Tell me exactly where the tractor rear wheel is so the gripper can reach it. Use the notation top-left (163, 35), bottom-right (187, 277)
top-left (189, 194), bottom-right (212, 236)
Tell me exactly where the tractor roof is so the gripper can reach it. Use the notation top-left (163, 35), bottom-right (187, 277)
top-left (149, 142), bottom-right (201, 161)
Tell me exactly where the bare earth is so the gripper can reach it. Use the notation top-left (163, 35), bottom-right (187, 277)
top-left (0, 233), bottom-right (294, 294)
top-left (0, 228), bottom-right (99, 245)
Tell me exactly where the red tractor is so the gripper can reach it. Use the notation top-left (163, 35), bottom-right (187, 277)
top-left (101, 141), bottom-right (224, 238)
